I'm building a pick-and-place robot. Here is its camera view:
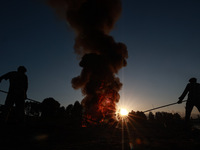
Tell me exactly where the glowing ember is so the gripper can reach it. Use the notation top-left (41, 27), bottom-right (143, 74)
top-left (120, 108), bottom-right (128, 116)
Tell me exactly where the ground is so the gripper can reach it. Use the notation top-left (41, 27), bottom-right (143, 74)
top-left (0, 120), bottom-right (200, 150)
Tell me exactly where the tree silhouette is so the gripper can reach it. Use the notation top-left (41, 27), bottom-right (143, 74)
top-left (71, 101), bottom-right (82, 127)
top-left (148, 112), bottom-right (155, 121)
top-left (40, 97), bottom-right (60, 121)
top-left (66, 104), bottom-right (73, 121)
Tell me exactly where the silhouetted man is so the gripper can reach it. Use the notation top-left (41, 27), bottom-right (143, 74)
top-left (0, 66), bottom-right (28, 123)
top-left (178, 77), bottom-right (200, 125)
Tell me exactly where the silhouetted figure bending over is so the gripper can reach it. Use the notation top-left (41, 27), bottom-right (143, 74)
top-left (0, 66), bottom-right (28, 123)
top-left (178, 78), bottom-right (200, 124)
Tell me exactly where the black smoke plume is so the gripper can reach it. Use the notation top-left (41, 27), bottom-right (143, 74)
top-left (47, 0), bottom-right (128, 122)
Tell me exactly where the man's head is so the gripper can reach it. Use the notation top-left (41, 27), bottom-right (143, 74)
top-left (17, 66), bottom-right (27, 73)
top-left (189, 77), bottom-right (197, 83)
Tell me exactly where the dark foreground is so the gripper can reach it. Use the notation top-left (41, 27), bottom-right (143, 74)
top-left (0, 121), bottom-right (200, 150)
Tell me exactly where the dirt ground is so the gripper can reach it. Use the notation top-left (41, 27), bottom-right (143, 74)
top-left (0, 120), bottom-right (200, 150)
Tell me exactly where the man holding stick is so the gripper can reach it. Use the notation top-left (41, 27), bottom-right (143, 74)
top-left (0, 66), bottom-right (28, 123)
top-left (178, 77), bottom-right (200, 125)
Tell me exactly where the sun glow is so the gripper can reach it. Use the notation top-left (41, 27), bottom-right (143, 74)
top-left (120, 108), bottom-right (128, 116)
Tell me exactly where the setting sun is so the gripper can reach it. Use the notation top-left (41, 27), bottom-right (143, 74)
top-left (120, 108), bottom-right (128, 116)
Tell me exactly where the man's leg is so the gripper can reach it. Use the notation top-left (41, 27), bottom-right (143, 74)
top-left (185, 101), bottom-right (194, 125)
top-left (3, 93), bottom-right (15, 123)
top-left (195, 101), bottom-right (200, 112)
top-left (15, 97), bottom-right (25, 123)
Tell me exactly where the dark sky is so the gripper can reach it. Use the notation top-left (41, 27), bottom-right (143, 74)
top-left (0, 0), bottom-right (200, 116)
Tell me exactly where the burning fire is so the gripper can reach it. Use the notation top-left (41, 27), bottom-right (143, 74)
top-left (81, 80), bottom-right (121, 124)
top-left (47, 0), bottom-right (128, 126)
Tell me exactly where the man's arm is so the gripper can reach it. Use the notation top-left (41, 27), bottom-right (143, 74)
top-left (25, 75), bottom-right (28, 93)
top-left (23, 75), bottom-right (28, 99)
top-left (178, 84), bottom-right (190, 103)
top-left (0, 72), bottom-right (11, 82)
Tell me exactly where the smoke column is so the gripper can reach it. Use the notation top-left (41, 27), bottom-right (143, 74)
top-left (47, 0), bottom-right (128, 122)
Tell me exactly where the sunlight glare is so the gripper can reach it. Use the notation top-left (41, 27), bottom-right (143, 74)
top-left (120, 108), bottom-right (128, 116)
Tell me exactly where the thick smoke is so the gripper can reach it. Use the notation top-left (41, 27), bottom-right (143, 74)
top-left (47, 0), bottom-right (128, 122)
